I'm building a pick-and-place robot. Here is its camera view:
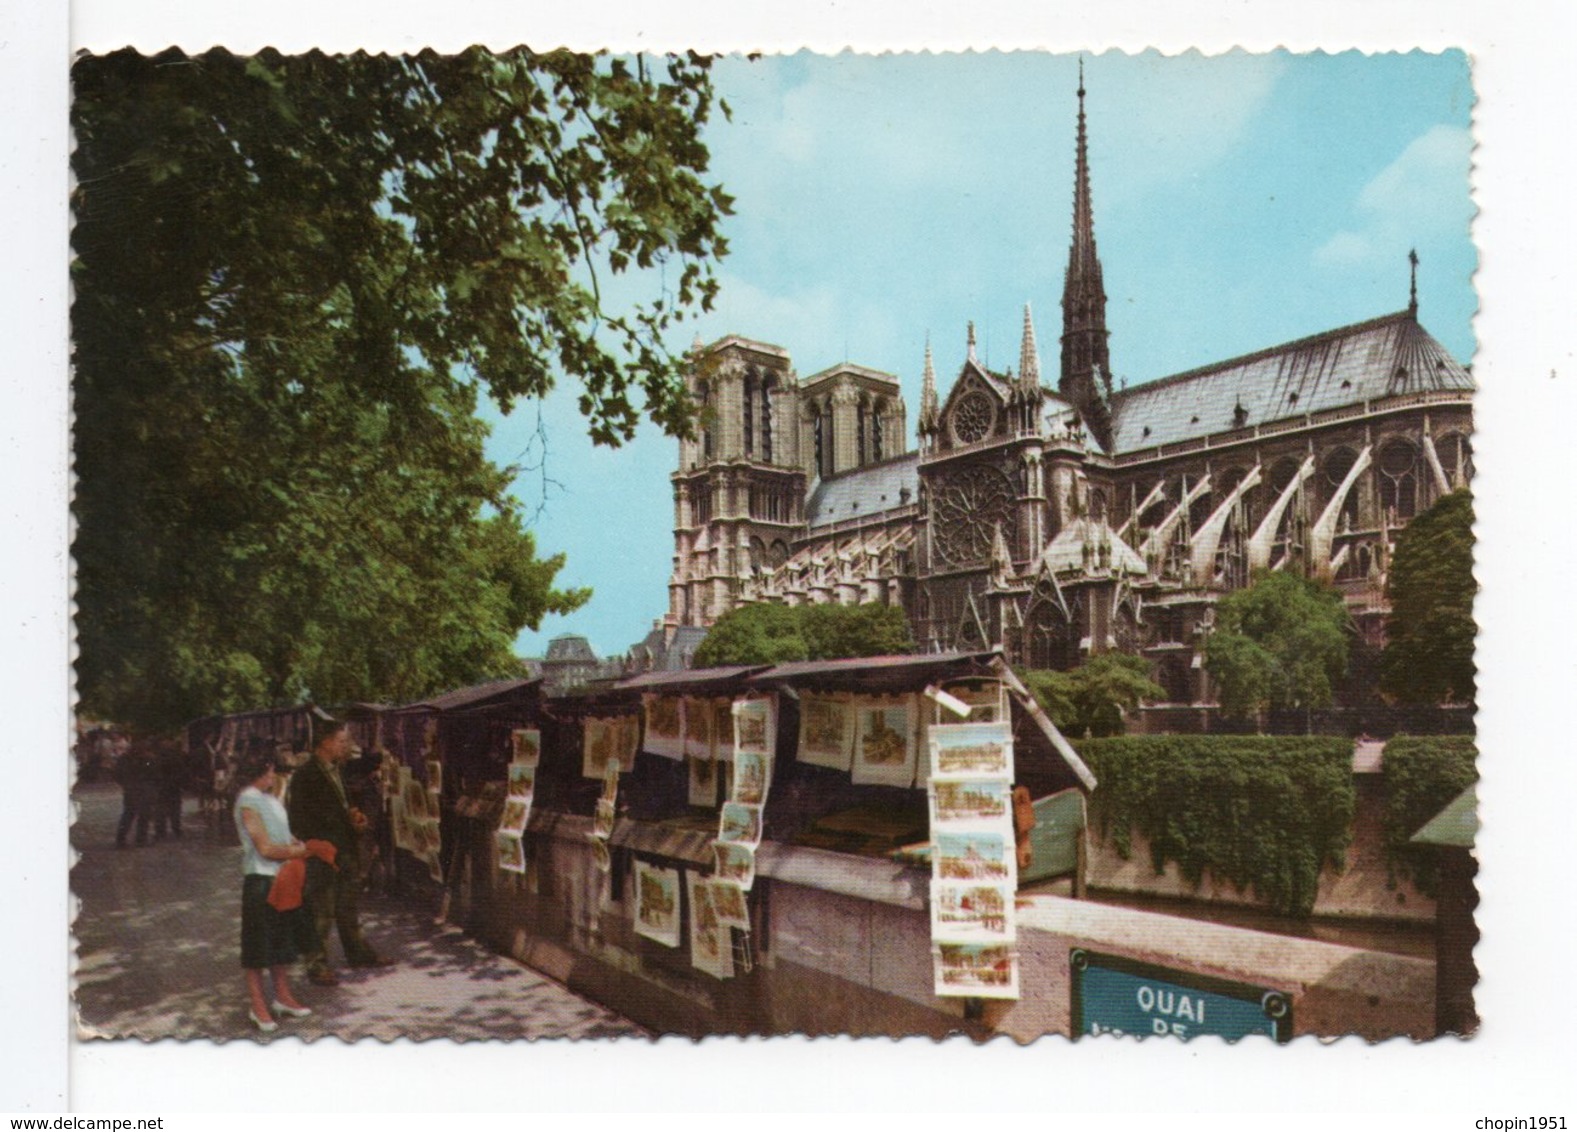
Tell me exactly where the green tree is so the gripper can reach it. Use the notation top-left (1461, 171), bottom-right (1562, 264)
top-left (1381, 490), bottom-right (1476, 705)
top-left (1021, 652), bottom-right (1166, 739)
top-left (1204, 571), bottom-right (1350, 726)
top-left (72, 48), bottom-right (733, 730)
top-left (692, 603), bottom-right (915, 668)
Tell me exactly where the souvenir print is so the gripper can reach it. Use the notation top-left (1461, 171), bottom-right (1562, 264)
top-left (851, 695), bottom-right (917, 787)
top-left (798, 694), bottom-right (854, 771)
top-left (510, 728), bottom-right (541, 767)
top-left (633, 860), bottom-right (682, 947)
top-left (642, 695), bottom-right (684, 760)
top-left (687, 870), bottom-right (734, 979)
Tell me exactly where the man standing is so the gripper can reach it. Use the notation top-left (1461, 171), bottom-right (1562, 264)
top-left (287, 719), bottom-right (392, 985)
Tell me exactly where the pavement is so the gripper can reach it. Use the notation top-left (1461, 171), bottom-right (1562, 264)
top-left (71, 782), bottom-right (647, 1042)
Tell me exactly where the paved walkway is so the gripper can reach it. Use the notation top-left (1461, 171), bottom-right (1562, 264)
top-left (72, 782), bottom-right (647, 1042)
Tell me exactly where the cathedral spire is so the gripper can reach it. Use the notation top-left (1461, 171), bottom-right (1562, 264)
top-left (1018, 303), bottom-right (1041, 389)
top-left (966, 320), bottom-right (978, 363)
top-left (1060, 60), bottom-right (1114, 451)
top-left (1408, 248), bottom-right (1419, 318)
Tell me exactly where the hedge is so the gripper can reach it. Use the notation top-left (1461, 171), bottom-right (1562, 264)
top-left (1077, 736), bottom-right (1356, 917)
top-left (1380, 734), bottom-right (1479, 897)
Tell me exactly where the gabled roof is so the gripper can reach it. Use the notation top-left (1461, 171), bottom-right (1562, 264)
top-left (805, 454), bottom-right (920, 528)
top-left (1109, 311), bottom-right (1473, 454)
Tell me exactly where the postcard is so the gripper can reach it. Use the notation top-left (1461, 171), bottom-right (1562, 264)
top-left (712, 841), bottom-right (756, 891)
top-left (731, 749), bottom-right (771, 807)
top-left (929, 778), bottom-right (1012, 828)
top-left (711, 879), bottom-right (751, 931)
top-left (682, 696), bottom-right (713, 761)
top-left (506, 762), bottom-right (535, 800)
top-left (732, 697), bottom-right (773, 757)
top-left (934, 830), bottom-right (1015, 884)
top-left (495, 830), bottom-right (526, 875)
top-left (718, 801), bottom-right (763, 847)
top-left (930, 880), bottom-right (1016, 944)
top-left (633, 860), bottom-right (682, 947)
top-left (934, 943), bottom-right (1020, 1000)
top-left (498, 798), bottom-right (531, 836)
top-left (712, 698), bottom-right (737, 762)
top-left (594, 797), bottom-right (616, 840)
top-left (928, 721), bottom-right (1014, 779)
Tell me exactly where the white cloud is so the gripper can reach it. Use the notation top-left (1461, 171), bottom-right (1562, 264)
top-left (1314, 124), bottom-right (1474, 268)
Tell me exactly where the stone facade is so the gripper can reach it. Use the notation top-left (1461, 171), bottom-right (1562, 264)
top-left (666, 78), bottom-right (1474, 703)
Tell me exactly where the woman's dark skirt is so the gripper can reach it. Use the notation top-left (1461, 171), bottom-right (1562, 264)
top-left (240, 873), bottom-right (309, 970)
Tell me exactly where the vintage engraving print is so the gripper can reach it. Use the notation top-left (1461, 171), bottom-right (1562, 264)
top-left (65, 42), bottom-right (1494, 1078)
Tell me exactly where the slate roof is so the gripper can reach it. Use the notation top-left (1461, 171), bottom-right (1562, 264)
top-left (1108, 311), bottom-right (1473, 455)
top-left (805, 454), bottom-right (920, 528)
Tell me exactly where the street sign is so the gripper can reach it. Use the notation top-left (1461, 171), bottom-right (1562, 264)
top-left (1071, 949), bottom-right (1292, 1042)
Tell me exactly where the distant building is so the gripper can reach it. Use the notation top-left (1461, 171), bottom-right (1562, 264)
top-left (666, 72), bottom-right (1474, 705)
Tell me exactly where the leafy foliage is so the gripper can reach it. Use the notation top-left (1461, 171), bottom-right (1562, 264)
top-left (692, 603), bottom-right (915, 668)
top-left (1079, 736), bottom-right (1356, 916)
top-left (1381, 490), bottom-right (1477, 705)
top-left (1380, 735), bottom-right (1478, 896)
top-left (1020, 653), bottom-right (1166, 738)
top-left (1204, 570), bottom-right (1350, 723)
top-left (72, 48), bottom-right (733, 730)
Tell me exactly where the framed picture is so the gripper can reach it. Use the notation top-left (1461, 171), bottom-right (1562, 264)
top-left (688, 754), bottom-right (719, 808)
top-left (495, 831), bottom-right (526, 874)
top-left (732, 697), bottom-right (773, 757)
top-left (711, 879), bottom-right (751, 931)
top-left (930, 880), bottom-right (1016, 943)
top-left (731, 749), bottom-right (771, 806)
top-left (929, 777), bottom-right (1012, 828)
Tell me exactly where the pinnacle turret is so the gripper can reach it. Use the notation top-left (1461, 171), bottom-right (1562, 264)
top-left (1018, 303), bottom-right (1041, 390)
top-left (918, 338), bottom-right (939, 434)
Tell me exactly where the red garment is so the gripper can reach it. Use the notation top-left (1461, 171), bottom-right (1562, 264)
top-left (267, 839), bottom-right (338, 911)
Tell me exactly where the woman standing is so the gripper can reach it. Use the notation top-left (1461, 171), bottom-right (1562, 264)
top-left (233, 746), bottom-right (314, 1032)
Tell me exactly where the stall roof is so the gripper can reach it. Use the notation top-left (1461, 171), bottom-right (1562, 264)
top-left (389, 677), bottom-right (540, 714)
top-left (613, 664), bottom-right (770, 696)
top-left (748, 651), bottom-right (1000, 691)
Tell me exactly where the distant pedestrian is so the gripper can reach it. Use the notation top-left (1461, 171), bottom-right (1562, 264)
top-left (288, 719), bottom-right (392, 985)
top-left (113, 741), bottom-right (157, 848)
top-left (233, 747), bottom-right (315, 1033)
top-left (152, 740), bottom-right (186, 840)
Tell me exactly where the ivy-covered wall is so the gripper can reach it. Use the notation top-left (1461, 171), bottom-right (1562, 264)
top-left (1077, 736), bottom-right (1356, 916)
top-left (1380, 734), bottom-right (1478, 896)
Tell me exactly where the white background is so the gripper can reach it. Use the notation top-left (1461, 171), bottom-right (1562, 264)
top-left (4, 0), bottom-right (1573, 1118)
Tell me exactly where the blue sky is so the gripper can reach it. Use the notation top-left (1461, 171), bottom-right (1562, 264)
top-left (488, 49), bottom-right (1475, 660)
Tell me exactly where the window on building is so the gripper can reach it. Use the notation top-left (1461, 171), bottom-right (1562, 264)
top-left (871, 399), bottom-right (883, 462)
top-left (743, 372), bottom-right (756, 457)
top-left (1378, 438), bottom-right (1419, 521)
top-left (856, 398), bottom-right (868, 467)
top-left (761, 374), bottom-right (775, 463)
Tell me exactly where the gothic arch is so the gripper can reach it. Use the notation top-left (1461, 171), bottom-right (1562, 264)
top-left (1378, 437), bottom-right (1420, 521)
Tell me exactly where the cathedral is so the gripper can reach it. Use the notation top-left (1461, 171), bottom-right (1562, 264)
top-left (666, 73), bottom-right (1475, 703)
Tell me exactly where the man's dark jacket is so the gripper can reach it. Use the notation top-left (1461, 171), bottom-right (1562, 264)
top-left (287, 757), bottom-right (359, 865)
